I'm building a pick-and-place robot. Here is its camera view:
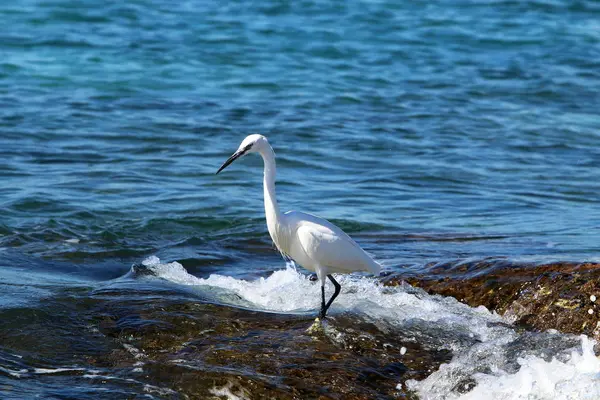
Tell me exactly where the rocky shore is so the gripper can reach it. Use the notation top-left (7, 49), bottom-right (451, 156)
top-left (83, 261), bottom-right (600, 399)
top-left (385, 261), bottom-right (600, 341)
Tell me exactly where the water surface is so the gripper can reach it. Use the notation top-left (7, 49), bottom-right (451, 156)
top-left (1, 0), bottom-right (600, 398)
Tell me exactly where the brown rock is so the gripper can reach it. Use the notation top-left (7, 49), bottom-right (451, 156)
top-left (95, 299), bottom-right (448, 399)
top-left (384, 261), bottom-right (600, 339)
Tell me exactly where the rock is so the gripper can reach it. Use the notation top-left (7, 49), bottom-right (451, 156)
top-left (384, 261), bottom-right (600, 340)
top-left (94, 299), bottom-right (448, 399)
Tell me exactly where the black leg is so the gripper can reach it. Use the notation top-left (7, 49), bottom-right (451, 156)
top-left (320, 274), bottom-right (341, 319)
top-left (320, 284), bottom-right (326, 318)
top-left (325, 275), bottom-right (341, 310)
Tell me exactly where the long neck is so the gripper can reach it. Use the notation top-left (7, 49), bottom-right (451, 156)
top-left (259, 145), bottom-right (282, 247)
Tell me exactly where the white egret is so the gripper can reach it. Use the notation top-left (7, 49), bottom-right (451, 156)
top-left (216, 135), bottom-right (381, 318)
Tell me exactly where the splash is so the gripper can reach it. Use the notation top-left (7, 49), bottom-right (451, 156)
top-left (409, 336), bottom-right (600, 400)
top-left (209, 381), bottom-right (251, 400)
top-left (138, 255), bottom-right (319, 312)
top-left (137, 256), bottom-right (503, 329)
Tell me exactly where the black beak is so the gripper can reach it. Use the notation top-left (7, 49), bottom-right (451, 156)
top-left (216, 150), bottom-right (244, 174)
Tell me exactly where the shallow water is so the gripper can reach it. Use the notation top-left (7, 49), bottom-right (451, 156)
top-left (1, 0), bottom-right (600, 398)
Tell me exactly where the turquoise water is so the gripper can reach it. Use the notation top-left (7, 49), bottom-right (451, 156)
top-left (2, 0), bottom-right (600, 275)
top-left (1, 0), bottom-right (600, 398)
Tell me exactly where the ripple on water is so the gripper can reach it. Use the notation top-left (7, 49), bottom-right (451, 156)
top-left (1, 0), bottom-right (600, 398)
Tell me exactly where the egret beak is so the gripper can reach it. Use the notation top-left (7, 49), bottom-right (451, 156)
top-left (216, 150), bottom-right (244, 174)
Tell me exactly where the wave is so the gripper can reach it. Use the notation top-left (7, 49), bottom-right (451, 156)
top-left (410, 336), bottom-right (600, 400)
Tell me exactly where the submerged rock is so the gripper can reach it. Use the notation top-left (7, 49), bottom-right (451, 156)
top-left (384, 261), bottom-right (600, 340)
top-left (95, 298), bottom-right (451, 399)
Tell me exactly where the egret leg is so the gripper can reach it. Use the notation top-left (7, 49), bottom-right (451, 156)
top-left (320, 284), bottom-right (327, 318)
top-left (320, 274), bottom-right (341, 319)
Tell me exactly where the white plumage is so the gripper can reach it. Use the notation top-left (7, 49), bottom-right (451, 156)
top-left (217, 134), bottom-right (381, 318)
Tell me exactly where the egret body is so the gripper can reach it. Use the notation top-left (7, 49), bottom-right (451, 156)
top-left (216, 135), bottom-right (381, 318)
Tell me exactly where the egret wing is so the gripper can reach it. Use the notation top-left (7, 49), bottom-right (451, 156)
top-left (296, 223), bottom-right (378, 274)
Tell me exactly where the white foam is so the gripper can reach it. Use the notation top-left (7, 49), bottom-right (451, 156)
top-left (141, 256), bottom-right (318, 312)
top-left (140, 256), bottom-right (504, 335)
top-left (209, 381), bottom-right (250, 400)
top-left (140, 257), bottom-right (600, 399)
top-left (140, 257), bottom-right (508, 348)
top-left (409, 336), bottom-right (600, 400)
top-left (122, 343), bottom-right (146, 360)
top-left (0, 365), bottom-right (27, 378)
top-left (142, 384), bottom-right (178, 396)
top-left (33, 367), bottom-right (86, 374)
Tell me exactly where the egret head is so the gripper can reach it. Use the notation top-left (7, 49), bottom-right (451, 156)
top-left (216, 134), bottom-right (269, 174)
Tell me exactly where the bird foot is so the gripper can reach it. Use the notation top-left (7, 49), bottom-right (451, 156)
top-left (305, 317), bottom-right (325, 335)
top-left (305, 318), bottom-right (345, 345)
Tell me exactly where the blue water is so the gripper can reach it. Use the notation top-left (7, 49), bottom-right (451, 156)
top-left (1, 0), bottom-right (600, 398)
